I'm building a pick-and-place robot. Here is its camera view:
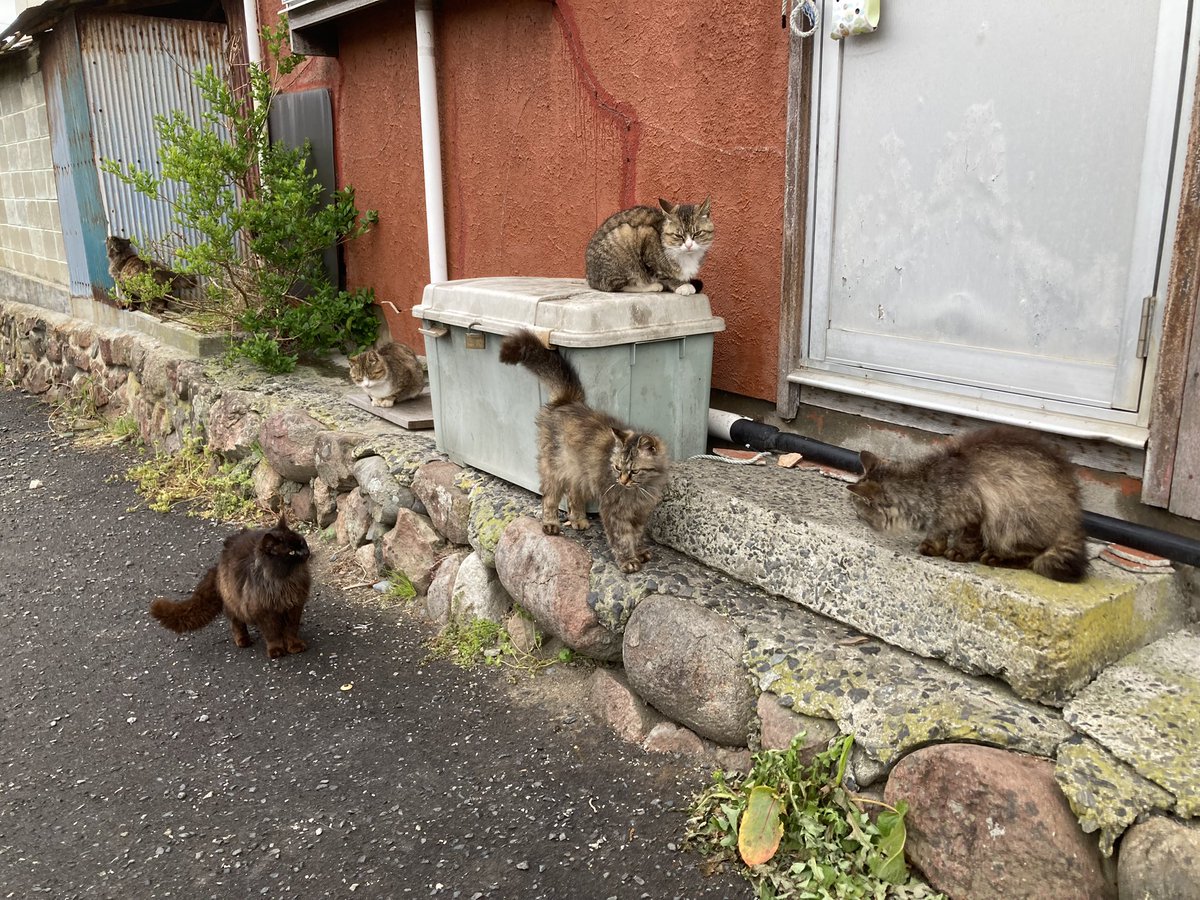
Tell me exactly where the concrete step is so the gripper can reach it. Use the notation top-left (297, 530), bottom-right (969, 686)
top-left (650, 458), bottom-right (1190, 705)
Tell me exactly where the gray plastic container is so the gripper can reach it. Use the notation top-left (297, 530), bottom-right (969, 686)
top-left (412, 276), bottom-right (725, 494)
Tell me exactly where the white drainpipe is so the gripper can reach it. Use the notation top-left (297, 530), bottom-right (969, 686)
top-left (244, 0), bottom-right (261, 66)
top-left (415, 0), bottom-right (448, 284)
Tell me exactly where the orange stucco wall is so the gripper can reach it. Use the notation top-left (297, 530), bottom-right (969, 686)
top-left (262, 0), bottom-right (789, 401)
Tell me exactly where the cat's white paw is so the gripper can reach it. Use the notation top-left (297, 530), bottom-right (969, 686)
top-left (646, 282), bottom-right (664, 292)
top-left (379, 399), bottom-right (396, 408)
top-left (674, 283), bottom-right (696, 295)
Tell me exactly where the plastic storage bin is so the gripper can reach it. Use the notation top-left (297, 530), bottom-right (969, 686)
top-left (411, 276), bottom-right (725, 494)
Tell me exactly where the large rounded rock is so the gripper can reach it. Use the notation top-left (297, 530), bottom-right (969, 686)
top-left (1118, 815), bottom-right (1200, 900)
top-left (494, 517), bottom-right (621, 661)
top-left (353, 455), bottom-right (410, 527)
top-left (314, 431), bottom-right (366, 491)
top-left (379, 508), bottom-right (446, 594)
top-left (335, 489), bottom-right (372, 549)
top-left (425, 549), bottom-right (472, 626)
top-left (411, 461), bottom-right (471, 545)
top-left (622, 595), bottom-right (755, 746)
top-left (450, 552), bottom-right (512, 624)
top-left (205, 391), bottom-right (264, 460)
top-left (259, 409), bottom-right (323, 482)
top-left (884, 744), bottom-right (1115, 900)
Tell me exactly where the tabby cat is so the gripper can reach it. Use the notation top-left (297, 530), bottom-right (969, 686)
top-left (847, 425), bottom-right (1088, 582)
top-left (105, 235), bottom-right (190, 311)
top-left (348, 342), bottom-right (425, 408)
top-left (149, 515), bottom-right (312, 658)
top-left (499, 329), bottom-right (669, 573)
top-left (585, 197), bottom-right (714, 295)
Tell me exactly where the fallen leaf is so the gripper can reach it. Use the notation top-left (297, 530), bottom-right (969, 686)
top-left (738, 785), bottom-right (784, 867)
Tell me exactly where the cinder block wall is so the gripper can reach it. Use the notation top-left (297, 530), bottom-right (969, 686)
top-left (0, 44), bottom-right (68, 289)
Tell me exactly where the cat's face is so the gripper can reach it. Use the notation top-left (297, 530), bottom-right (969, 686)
top-left (106, 235), bottom-right (132, 259)
top-left (261, 520), bottom-right (311, 563)
top-left (348, 349), bottom-right (386, 387)
top-left (846, 451), bottom-right (903, 531)
top-left (658, 197), bottom-right (714, 254)
top-left (609, 431), bottom-right (668, 491)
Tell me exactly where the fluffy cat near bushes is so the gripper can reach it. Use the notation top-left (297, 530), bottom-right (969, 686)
top-left (585, 197), bottom-right (714, 295)
top-left (847, 425), bottom-right (1088, 582)
top-left (499, 329), bottom-right (669, 573)
top-left (149, 515), bottom-right (312, 658)
top-left (349, 342), bottom-right (425, 408)
top-left (105, 235), bottom-right (192, 311)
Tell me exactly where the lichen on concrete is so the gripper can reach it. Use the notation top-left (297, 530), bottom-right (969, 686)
top-left (743, 611), bottom-right (1072, 787)
top-left (1054, 733), bottom-right (1177, 855)
top-left (461, 472), bottom-right (539, 567)
top-left (1064, 627), bottom-right (1200, 818)
top-left (653, 461), bottom-right (1188, 705)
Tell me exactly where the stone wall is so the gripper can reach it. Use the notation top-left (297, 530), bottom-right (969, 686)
top-left (2, 297), bottom-right (1197, 899)
top-left (0, 45), bottom-right (69, 293)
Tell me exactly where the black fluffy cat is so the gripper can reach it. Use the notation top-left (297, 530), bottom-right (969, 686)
top-left (150, 515), bottom-right (312, 658)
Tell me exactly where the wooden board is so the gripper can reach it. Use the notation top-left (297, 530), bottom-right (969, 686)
top-left (344, 391), bottom-right (434, 430)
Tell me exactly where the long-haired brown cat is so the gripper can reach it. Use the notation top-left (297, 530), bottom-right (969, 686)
top-left (847, 425), bottom-right (1087, 582)
top-left (499, 329), bottom-right (669, 573)
top-left (585, 198), bottom-right (714, 295)
top-left (150, 515), bottom-right (312, 657)
top-left (348, 342), bottom-right (425, 408)
top-left (105, 235), bottom-right (191, 311)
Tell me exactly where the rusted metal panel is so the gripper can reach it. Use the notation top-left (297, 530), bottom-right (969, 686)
top-left (79, 12), bottom-right (230, 260)
top-left (1145, 50), bottom-right (1200, 513)
top-left (40, 11), bottom-right (110, 301)
top-left (776, 25), bottom-right (814, 419)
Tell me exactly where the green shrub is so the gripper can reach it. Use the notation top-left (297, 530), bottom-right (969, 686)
top-left (101, 16), bottom-right (379, 373)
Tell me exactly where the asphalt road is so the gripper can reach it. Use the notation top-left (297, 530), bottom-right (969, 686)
top-left (0, 390), bottom-right (745, 900)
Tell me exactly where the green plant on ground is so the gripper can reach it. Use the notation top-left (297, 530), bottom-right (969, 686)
top-left (381, 571), bottom-right (417, 603)
top-left (125, 435), bottom-right (267, 524)
top-left (426, 617), bottom-right (568, 677)
top-left (685, 734), bottom-right (946, 899)
top-left (100, 15), bottom-right (379, 373)
top-left (48, 375), bottom-right (106, 433)
top-left (75, 412), bottom-right (143, 451)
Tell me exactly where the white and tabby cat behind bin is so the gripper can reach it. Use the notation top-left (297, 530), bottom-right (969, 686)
top-left (348, 342), bottom-right (425, 408)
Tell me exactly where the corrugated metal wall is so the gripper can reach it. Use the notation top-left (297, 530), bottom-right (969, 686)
top-left (79, 13), bottom-right (230, 259)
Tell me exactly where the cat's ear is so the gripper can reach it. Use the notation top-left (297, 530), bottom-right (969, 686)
top-left (658, 198), bottom-right (676, 214)
top-left (858, 450), bottom-right (881, 474)
top-left (612, 427), bottom-right (634, 444)
top-left (638, 435), bottom-right (658, 454)
top-left (698, 196), bottom-right (712, 217)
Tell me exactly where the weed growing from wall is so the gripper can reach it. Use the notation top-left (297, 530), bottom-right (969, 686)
top-left (101, 16), bottom-right (380, 373)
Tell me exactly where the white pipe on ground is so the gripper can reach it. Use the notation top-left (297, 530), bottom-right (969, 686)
top-left (415, 0), bottom-right (448, 284)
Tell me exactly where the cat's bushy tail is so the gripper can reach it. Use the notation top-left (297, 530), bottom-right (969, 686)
top-left (499, 329), bottom-right (586, 407)
top-left (1032, 528), bottom-right (1088, 583)
top-left (150, 566), bottom-right (223, 632)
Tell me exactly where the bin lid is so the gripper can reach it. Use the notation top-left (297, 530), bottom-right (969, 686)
top-left (412, 277), bottom-right (725, 348)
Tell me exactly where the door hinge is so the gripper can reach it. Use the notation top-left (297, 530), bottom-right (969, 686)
top-left (1137, 295), bottom-right (1155, 359)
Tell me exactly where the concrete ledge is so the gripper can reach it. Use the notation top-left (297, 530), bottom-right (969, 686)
top-left (652, 461), bottom-right (1189, 705)
top-left (68, 296), bottom-right (227, 358)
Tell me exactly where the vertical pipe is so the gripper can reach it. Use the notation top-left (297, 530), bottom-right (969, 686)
top-left (244, 0), bottom-right (261, 65)
top-left (415, 0), bottom-right (448, 284)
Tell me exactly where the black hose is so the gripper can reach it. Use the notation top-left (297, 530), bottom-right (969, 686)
top-left (725, 417), bottom-right (1200, 568)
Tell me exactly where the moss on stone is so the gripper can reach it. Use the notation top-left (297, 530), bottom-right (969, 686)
top-left (1055, 734), bottom-right (1176, 855)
